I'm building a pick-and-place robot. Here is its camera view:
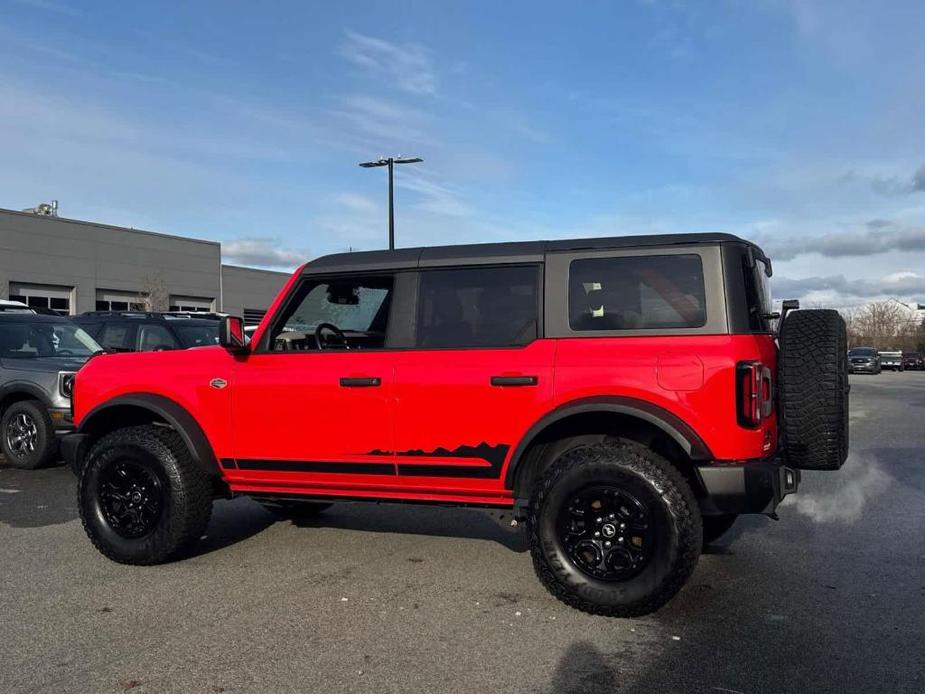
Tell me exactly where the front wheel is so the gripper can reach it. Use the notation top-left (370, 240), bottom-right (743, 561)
top-left (528, 440), bottom-right (702, 617)
top-left (1, 400), bottom-right (58, 469)
top-left (78, 425), bottom-right (213, 565)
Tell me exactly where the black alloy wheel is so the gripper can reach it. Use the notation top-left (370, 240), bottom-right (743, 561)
top-left (557, 484), bottom-right (654, 582)
top-left (98, 457), bottom-right (166, 539)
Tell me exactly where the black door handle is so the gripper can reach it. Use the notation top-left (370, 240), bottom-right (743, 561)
top-left (339, 377), bottom-right (381, 387)
top-left (491, 375), bottom-right (538, 387)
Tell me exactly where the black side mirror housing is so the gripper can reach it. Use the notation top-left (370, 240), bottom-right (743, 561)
top-left (219, 315), bottom-right (246, 351)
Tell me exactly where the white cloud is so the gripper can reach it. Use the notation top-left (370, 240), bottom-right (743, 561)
top-left (340, 30), bottom-right (437, 95)
top-left (221, 239), bottom-right (306, 269)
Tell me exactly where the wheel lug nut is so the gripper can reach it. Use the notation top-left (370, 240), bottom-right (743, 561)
top-left (608, 514), bottom-right (615, 520)
top-left (604, 541), bottom-right (611, 548)
top-left (596, 517), bottom-right (602, 523)
top-left (594, 531), bottom-right (600, 538)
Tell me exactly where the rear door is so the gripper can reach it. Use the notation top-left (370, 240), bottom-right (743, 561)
top-left (391, 265), bottom-right (555, 499)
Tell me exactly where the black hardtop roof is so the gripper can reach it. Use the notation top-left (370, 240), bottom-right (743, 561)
top-left (0, 312), bottom-right (70, 324)
top-left (304, 232), bottom-right (761, 274)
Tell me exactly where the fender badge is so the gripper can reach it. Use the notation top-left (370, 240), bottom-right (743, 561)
top-left (209, 378), bottom-right (228, 390)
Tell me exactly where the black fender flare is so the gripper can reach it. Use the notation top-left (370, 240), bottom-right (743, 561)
top-left (0, 382), bottom-right (54, 410)
top-left (504, 396), bottom-right (713, 489)
top-left (78, 393), bottom-right (220, 475)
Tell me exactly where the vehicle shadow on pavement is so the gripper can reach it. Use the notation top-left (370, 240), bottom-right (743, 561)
top-left (701, 515), bottom-right (764, 555)
top-left (182, 497), bottom-right (277, 559)
top-left (289, 503), bottom-right (529, 552)
top-left (542, 641), bottom-right (621, 694)
top-left (0, 462), bottom-right (78, 529)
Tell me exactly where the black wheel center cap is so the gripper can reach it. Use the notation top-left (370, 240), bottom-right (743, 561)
top-left (601, 523), bottom-right (617, 538)
top-left (131, 491), bottom-right (143, 503)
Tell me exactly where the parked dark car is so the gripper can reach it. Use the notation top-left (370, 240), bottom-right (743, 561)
top-left (902, 351), bottom-right (924, 370)
top-left (72, 312), bottom-right (220, 353)
top-left (848, 347), bottom-right (881, 374)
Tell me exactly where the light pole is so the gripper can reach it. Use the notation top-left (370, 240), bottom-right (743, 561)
top-left (358, 155), bottom-right (422, 250)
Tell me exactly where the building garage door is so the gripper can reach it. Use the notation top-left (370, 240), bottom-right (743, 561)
top-left (9, 282), bottom-right (73, 315)
top-left (96, 289), bottom-right (146, 312)
top-left (243, 308), bottom-right (267, 323)
top-left (169, 295), bottom-right (214, 312)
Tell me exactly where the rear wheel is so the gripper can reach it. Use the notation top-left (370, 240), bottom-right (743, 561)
top-left (1, 400), bottom-right (58, 469)
top-left (528, 440), bottom-right (701, 617)
top-left (78, 425), bottom-right (213, 564)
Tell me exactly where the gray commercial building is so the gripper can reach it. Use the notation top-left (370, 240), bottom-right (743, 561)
top-left (0, 208), bottom-right (290, 323)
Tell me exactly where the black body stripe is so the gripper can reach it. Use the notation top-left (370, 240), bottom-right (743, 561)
top-left (234, 459), bottom-right (396, 475)
top-left (228, 443), bottom-right (512, 479)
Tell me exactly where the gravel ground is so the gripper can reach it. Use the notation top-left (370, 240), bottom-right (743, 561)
top-left (1, 372), bottom-right (923, 693)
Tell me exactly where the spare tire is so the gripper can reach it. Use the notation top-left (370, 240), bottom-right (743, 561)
top-left (778, 309), bottom-right (849, 470)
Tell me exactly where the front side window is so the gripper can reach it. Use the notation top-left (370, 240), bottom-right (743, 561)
top-left (569, 254), bottom-right (706, 331)
top-left (269, 275), bottom-right (394, 351)
top-left (416, 265), bottom-right (539, 348)
top-left (0, 321), bottom-right (101, 358)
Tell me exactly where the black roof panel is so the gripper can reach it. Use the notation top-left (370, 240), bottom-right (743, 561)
top-left (303, 232), bottom-right (756, 274)
top-left (0, 313), bottom-right (70, 323)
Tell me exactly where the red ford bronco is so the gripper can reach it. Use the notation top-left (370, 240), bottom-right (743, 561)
top-left (63, 233), bottom-right (848, 616)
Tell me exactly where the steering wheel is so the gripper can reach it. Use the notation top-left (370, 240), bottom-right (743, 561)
top-left (314, 323), bottom-right (349, 350)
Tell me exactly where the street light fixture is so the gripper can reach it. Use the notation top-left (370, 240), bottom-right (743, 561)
top-left (358, 155), bottom-right (423, 250)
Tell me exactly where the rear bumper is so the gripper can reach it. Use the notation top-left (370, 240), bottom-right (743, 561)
top-left (60, 432), bottom-right (88, 475)
top-left (696, 460), bottom-right (799, 515)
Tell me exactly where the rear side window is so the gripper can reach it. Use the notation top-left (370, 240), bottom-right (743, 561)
top-left (416, 266), bottom-right (539, 348)
top-left (569, 254), bottom-right (706, 331)
top-left (98, 323), bottom-right (135, 352)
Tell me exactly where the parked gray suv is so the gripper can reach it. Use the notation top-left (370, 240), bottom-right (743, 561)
top-left (0, 314), bottom-right (102, 469)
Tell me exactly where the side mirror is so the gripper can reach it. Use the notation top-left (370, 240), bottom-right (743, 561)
top-left (219, 315), bottom-right (246, 350)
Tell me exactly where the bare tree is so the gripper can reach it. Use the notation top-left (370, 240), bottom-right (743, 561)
top-left (847, 300), bottom-right (917, 350)
top-left (138, 273), bottom-right (169, 312)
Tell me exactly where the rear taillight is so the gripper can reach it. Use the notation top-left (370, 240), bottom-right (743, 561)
top-left (736, 361), bottom-right (773, 428)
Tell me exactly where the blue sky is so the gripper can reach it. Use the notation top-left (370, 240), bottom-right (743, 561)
top-left (1, 0), bottom-right (924, 308)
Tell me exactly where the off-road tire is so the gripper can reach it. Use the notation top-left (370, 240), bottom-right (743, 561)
top-left (78, 425), bottom-right (213, 565)
top-left (702, 514), bottom-right (738, 545)
top-left (0, 400), bottom-right (58, 469)
top-left (528, 440), bottom-right (702, 617)
top-left (778, 309), bottom-right (849, 470)
top-left (259, 499), bottom-right (333, 518)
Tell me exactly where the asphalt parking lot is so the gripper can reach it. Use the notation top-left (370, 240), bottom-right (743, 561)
top-left (1, 373), bottom-right (923, 694)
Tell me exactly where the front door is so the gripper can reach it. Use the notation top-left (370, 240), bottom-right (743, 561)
top-left (227, 274), bottom-right (400, 495)
top-left (391, 265), bottom-right (555, 500)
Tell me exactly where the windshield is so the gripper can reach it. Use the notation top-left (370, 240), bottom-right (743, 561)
top-left (173, 323), bottom-right (220, 349)
top-left (0, 321), bottom-right (102, 359)
top-left (848, 348), bottom-right (878, 357)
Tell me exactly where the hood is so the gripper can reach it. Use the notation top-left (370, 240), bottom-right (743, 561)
top-left (1, 355), bottom-right (88, 373)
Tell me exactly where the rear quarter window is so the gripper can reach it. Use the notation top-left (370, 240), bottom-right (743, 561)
top-left (568, 254), bottom-right (707, 331)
